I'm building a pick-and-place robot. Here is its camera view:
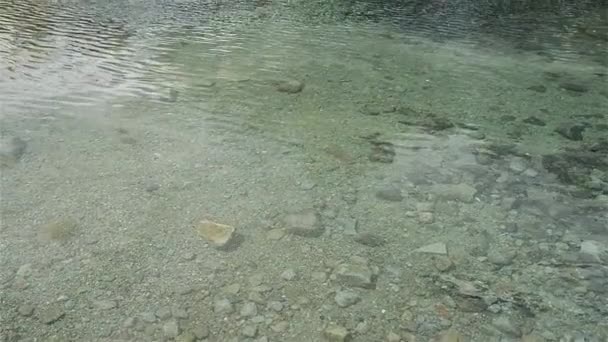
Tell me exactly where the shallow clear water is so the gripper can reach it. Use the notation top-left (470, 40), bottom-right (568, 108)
top-left (1, 0), bottom-right (607, 341)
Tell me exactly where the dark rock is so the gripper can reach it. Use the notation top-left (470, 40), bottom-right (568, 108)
top-left (522, 116), bottom-right (546, 126)
top-left (527, 85), bottom-right (547, 93)
top-left (276, 80), bottom-right (304, 94)
top-left (559, 82), bottom-right (588, 93)
top-left (555, 124), bottom-right (586, 141)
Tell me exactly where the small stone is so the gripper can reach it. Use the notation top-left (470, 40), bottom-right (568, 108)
top-left (521, 334), bottom-right (546, 342)
top-left (579, 240), bottom-right (605, 263)
top-left (38, 305), bottom-right (65, 324)
top-left (354, 232), bottom-right (385, 247)
top-left (433, 256), bottom-right (454, 272)
top-left (523, 116), bottom-right (546, 126)
top-left (559, 82), bottom-right (588, 93)
top-left (386, 332), bottom-right (401, 342)
top-left (195, 220), bottom-right (235, 248)
top-left (415, 242), bottom-right (447, 255)
top-left (418, 212), bottom-right (434, 224)
top-left (437, 329), bottom-right (464, 342)
top-left (376, 185), bottom-right (404, 202)
top-left (156, 306), bottom-right (172, 320)
top-left (491, 315), bottom-right (522, 337)
top-left (240, 302), bottom-right (257, 317)
top-left (369, 142), bottom-right (395, 163)
top-left (271, 321), bottom-right (289, 333)
top-left (334, 289), bottom-right (360, 308)
top-left (140, 311), bottom-right (157, 323)
top-left (214, 298), bottom-right (234, 315)
top-left (267, 229), bottom-right (286, 240)
top-left (276, 79), bottom-right (304, 94)
top-left (555, 124), bottom-right (585, 141)
top-left (431, 183), bottom-right (477, 203)
top-left (93, 299), bottom-right (117, 310)
top-left (312, 271), bottom-right (328, 282)
top-left (336, 217), bottom-right (358, 235)
top-left (335, 263), bottom-right (375, 289)
top-left (281, 269), bottom-right (297, 281)
top-left (508, 157), bottom-right (528, 173)
top-left (0, 136), bottom-right (27, 167)
top-left (18, 304), bottom-right (35, 317)
top-left (163, 319), bottom-right (180, 339)
top-left (527, 85), bottom-right (547, 93)
top-left (39, 218), bottom-right (78, 241)
top-left (123, 317), bottom-right (136, 328)
top-left (355, 321), bottom-right (370, 334)
top-left (193, 326), bottom-right (210, 339)
top-left (172, 307), bottom-right (188, 319)
top-left (267, 301), bottom-right (284, 312)
top-left (323, 324), bottom-right (350, 342)
top-left (223, 283), bottom-right (241, 295)
top-left (175, 331), bottom-right (197, 342)
top-left (242, 325), bottom-right (258, 338)
top-left (523, 168), bottom-right (539, 177)
top-left (284, 209), bottom-right (324, 237)
top-left (488, 249), bottom-right (517, 266)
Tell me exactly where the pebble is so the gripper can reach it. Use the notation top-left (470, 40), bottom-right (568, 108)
top-left (281, 269), bottom-right (297, 281)
top-left (195, 220), bottom-right (236, 248)
top-left (559, 82), bottom-right (588, 93)
top-left (267, 301), bottom-right (284, 312)
top-left (193, 326), bottom-right (210, 339)
top-left (555, 124), bottom-right (585, 141)
top-left (323, 324), bottom-right (350, 342)
top-left (38, 305), bottom-right (65, 324)
top-left (415, 242), bottom-right (448, 255)
top-left (509, 157), bottom-right (528, 173)
top-left (240, 302), bottom-right (257, 317)
top-left (386, 332), bottom-right (401, 342)
top-left (431, 183), bottom-right (477, 203)
top-left (376, 185), bottom-right (404, 202)
top-left (354, 232), bottom-right (385, 247)
top-left (213, 298), bottom-right (234, 315)
top-left (140, 311), bottom-right (157, 323)
top-left (156, 306), bottom-right (172, 319)
top-left (336, 217), bottom-right (358, 235)
top-left (271, 321), bottom-right (289, 333)
top-left (175, 331), bottom-right (197, 342)
top-left (433, 256), bottom-right (454, 272)
top-left (437, 329), bottom-right (464, 342)
top-left (267, 228), bottom-right (286, 240)
top-left (418, 212), bottom-right (434, 224)
top-left (521, 334), bottom-right (545, 342)
top-left (93, 299), bottom-right (117, 310)
top-left (276, 79), bottom-right (304, 94)
top-left (242, 325), bottom-right (258, 338)
top-left (312, 271), bottom-right (328, 282)
top-left (18, 304), bottom-right (35, 317)
top-left (335, 262), bottom-right (375, 289)
top-left (523, 116), bottom-right (546, 126)
top-left (284, 209), bottom-right (324, 237)
top-left (334, 289), bottom-right (360, 308)
top-left (163, 319), bottom-right (180, 339)
top-left (579, 240), bottom-right (605, 263)
top-left (491, 315), bottom-right (522, 337)
top-left (223, 283), bottom-right (241, 295)
top-left (172, 307), bottom-right (188, 319)
top-left (527, 85), bottom-right (547, 93)
top-left (488, 249), bottom-right (517, 266)
top-left (0, 136), bottom-right (27, 167)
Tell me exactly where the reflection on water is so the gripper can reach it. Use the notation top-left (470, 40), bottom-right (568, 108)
top-left (1, 0), bottom-right (607, 341)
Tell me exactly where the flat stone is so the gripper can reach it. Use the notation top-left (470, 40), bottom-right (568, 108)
top-left (323, 324), bottom-right (350, 342)
top-left (284, 209), bottom-right (324, 237)
top-left (276, 79), bottom-right (304, 94)
top-left (163, 319), bottom-right (180, 339)
top-left (93, 299), bottom-right (117, 310)
top-left (354, 232), bottom-right (385, 247)
top-left (415, 242), bottom-right (447, 255)
top-left (559, 82), bottom-right (588, 93)
top-left (271, 321), bottom-right (289, 333)
top-left (195, 220), bottom-right (235, 248)
top-left (38, 305), bottom-right (65, 324)
top-left (488, 249), bottom-right (517, 266)
top-left (376, 185), bottom-right (404, 202)
top-left (240, 302), bottom-right (257, 317)
top-left (213, 298), bottom-right (234, 315)
top-left (335, 263), bottom-right (375, 289)
top-left (437, 329), bottom-right (464, 342)
top-left (280, 269), bottom-right (297, 281)
top-left (242, 325), bottom-right (258, 338)
top-left (267, 228), bottom-right (286, 240)
top-left (386, 332), bottom-right (401, 342)
top-left (491, 315), bottom-right (522, 337)
top-left (431, 183), bottom-right (477, 203)
top-left (579, 240), bottom-right (605, 263)
top-left (18, 304), bottom-right (35, 317)
top-left (522, 116), bottom-right (546, 126)
top-left (555, 124), bottom-right (585, 141)
top-left (334, 289), bottom-right (360, 308)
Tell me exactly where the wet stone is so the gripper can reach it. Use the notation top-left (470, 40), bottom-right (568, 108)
top-left (38, 305), bottom-right (65, 324)
top-left (18, 304), bottom-right (35, 317)
top-left (242, 325), bottom-right (258, 338)
top-left (491, 315), bottom-right (522, 337)
top-left (335, 262), bottom-right (375, 289)
top-left (156, 306), bottom-right (172, 319)
top-left (559, 82), bottom-right (588, 93)
top-left (488, 249), bottom-right (517, 266)
top-left (163, 319), bottom-right (180, 339)
top-left (213, 298), bottom-right (234, 315)
top-left (579, 240), bottom-right (605, 263)
top-left (354, 232), bottom-right (385, 247)
top-left (376, 185), bottom-right (403, 202)
top-left (276, 79), bottom-right (304, 94)
top-left (527, 85), bottom-right (547, 93)
top-left (0, 136), bottom-right (27, 167)
top-left (431, 183), bottom-right (477, 203)
top-left (323, 324), bottom-right (350, 342)
top-left (334, 289), bottom-right (360, 308)
top-left (280, 269), bottom-right (297, 281)
top-left (555, 124), bottom-right (586, 141)
top-left (140, 311), bottom-right (157, 323)
top-left (284, 209), bottom-right (324, 237)
top-left (415, 242), bottom-right (447, 255)
top-left (523, 116), bottom-right (546, 126)
top-left (240, 302), bottom-right (257, 317)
